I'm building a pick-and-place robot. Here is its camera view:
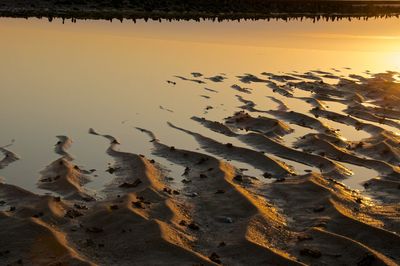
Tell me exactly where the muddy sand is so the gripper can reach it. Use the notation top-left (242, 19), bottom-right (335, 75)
top-left (0, 70), bottom-right (399, 265)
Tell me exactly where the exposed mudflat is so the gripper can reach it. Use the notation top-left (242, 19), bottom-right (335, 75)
top-left (1, 70), bottom-right (399, 265)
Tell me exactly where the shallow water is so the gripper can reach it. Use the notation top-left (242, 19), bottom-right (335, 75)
top-left (0, 17), bottom-right (399, 194)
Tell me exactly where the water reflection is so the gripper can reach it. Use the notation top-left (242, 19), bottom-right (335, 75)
top-left (0, 17), bottom-right (399, 194)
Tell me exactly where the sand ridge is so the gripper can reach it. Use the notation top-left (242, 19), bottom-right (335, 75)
top-left (1, 70), bottom-right (399, 265)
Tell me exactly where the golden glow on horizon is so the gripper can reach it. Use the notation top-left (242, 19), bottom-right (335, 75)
top-left (0, 17), bottom-right (399, 84)
top-left (0, 17), bottom-right (399, 73)
top-left (389, 53), bottom-right (400, 70)
top-left (299, 33), bottom-right (400, 41)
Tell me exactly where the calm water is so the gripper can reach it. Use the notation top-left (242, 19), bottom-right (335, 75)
top-left (0, 17), bottom-right (399, 195)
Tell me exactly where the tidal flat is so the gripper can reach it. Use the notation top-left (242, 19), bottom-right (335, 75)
top-left (0, 16), bottom-right (399, 266)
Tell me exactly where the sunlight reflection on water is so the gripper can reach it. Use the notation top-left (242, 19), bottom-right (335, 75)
top-left (0, 17), bottom-right (399, 194)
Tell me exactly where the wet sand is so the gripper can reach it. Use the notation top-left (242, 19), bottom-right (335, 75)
top-left (0, 70), bottom-right (399, 265)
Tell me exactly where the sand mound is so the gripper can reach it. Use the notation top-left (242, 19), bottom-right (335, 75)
top-left (1, 70), bottom-right (399, 265)
top-left (0, 146), bottom-right (19, 170)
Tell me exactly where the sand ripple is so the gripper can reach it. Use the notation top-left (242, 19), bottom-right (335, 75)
top-left (1, 70), bottom-right (399, 265)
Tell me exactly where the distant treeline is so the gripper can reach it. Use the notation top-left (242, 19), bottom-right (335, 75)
top-left (1, 0), bottom-right (400, 21)
top-left (43, 0), bottom-right (400, 13)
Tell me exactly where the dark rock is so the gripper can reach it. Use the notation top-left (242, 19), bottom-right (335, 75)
top-left (40, 177), bottom-right (53, 183)
top-left (182, 167), bottom-right (190, 176)
top-left (263, 172), bottom-right (273, 178)
top-left (32, 212), bottom-right (44, 218)
top-left (197, 157), bottom-right (209, 165)
top-left (300, 248), bottom-right (322, 258)
top-left (65, 209), bottom-right (83, 219)
top-left (132, 201), bottom-right (144, 209)
top-left (163, 187), bottom-right (172, 195)
top-left (82, 196), bottom-right (95, 202)
top-left (209, 252), bottom-right (222, 264)
top-left (86, 227), bottom-right (104, 233)
top-left (297, 234), bottom-right (313, 241)
top-left (54, 196), bottom-right (61, 202)
top-left (200, 174), bottom-right (208, 179)
top-left (110, 205), bottom-right (119, 210)
top-left (185, 192), bottom-right (198, 197)
top-left (119, 178), bottom-right (142, 188)
top-left (218, 241), bottom-right (226, 247)
top-left (136, 196), bottom-right (144, 201)
top-left (74, 204), bottom-right (88, 210)
top-left (188, 222), bottom-right (200, 231)
top-left (132, 201), bottom-right (145, 209)
top-left (313, 206), bottom-right (325, 213)
top-left (106, 166), bottom-right (117, 174)
top-left (234, 175), bottom-right (243, 182)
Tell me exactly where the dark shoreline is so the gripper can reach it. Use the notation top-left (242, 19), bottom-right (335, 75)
top-left (1, 0), bottom-right (400, 22)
